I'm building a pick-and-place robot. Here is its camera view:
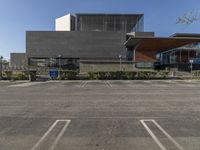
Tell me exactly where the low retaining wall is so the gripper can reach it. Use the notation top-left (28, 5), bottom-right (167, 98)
top-left (80, 61), bottom-right (136, 73)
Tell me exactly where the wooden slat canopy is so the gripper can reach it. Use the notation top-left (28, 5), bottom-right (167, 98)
top-left (125, 37), bottom-right (200, 51)
top-left (124, 37), bottom-right (200, 62)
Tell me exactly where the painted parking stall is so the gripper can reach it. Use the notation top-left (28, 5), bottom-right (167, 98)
top-left (31, 120), bottom-right (71, 150)
top-left (140, 120), bottom-right (184, 150)
top-left (0, 80), bottom-right (200, 149)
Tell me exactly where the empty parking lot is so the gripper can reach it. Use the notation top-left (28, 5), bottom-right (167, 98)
top-left (0, 80), bottom-right (200, 150)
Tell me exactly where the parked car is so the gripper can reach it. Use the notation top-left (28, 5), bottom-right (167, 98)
top-left (154, 62), bottom-right (166, 70)
top-left (193, 57), bottom-right (200, 64)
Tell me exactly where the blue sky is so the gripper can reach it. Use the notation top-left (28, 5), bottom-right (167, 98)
top-left (0, 0), bottom-right (200, 60)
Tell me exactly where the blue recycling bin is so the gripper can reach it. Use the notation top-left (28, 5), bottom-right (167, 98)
top-left (49, 69), bottom-right (59, 79)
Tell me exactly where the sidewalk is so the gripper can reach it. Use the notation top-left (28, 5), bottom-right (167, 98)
top-left (0, 80), bottom-right (29, 83)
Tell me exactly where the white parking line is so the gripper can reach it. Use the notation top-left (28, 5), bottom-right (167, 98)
top-left (79, 81), bottom-right (87, 88)
top-left (9, 82), bottom-right (44, 87)
top-left (48, 86), bottom-right (57, 90)
top-left (152, 120), bottom-right (184, 150)
top-left (49, 120), bottom-right (71, 150)
top-left (162, 80), bottom-right (175, 84)
top-left (104, 81), bottom-right (112, 88)
top-left (31, 120), bottom-right (71, 150)
top-left (184, 80), bottom-right (192, 83)
top-left (143, 80), bottom-right (152, 83)
top-left (140, 120), bottom-right (184, 150)
top-left (140, 120), bottom-right (166, 150)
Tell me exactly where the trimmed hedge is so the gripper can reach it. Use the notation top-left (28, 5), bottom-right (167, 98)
top-left (1, 70), bottom-right (171, 80)
top-left (88, 71), bottom-right (124, 80)
top-left (3, 71), bottom-right (32, 81)
top-left (11, 73), bottom-right (29, 81)
top-left (3, 71), bottom-right (29, 81)
top-left (88, 71), bottom-right (169, 80)
top-left (4, 71), bottom-right (12, 80)
top-left (137, 71), bottom-right (157, 79)
top-left (122, 71), bottom-right (138, 80)
top-left (59, 70), bottom-right (78, 80)
top-left (158, 71), bottom-right (169, 78)
top-left (88, 71), bottom-right (161, 80)
top-left (192, 70), bottom-right (200, 77)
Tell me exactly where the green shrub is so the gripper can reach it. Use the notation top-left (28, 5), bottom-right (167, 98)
top-left (11, 72), bottom-right (29, 81)
top-left (29, 70), bottom-right (37, 81)
top-left (0, 72), bottom-right (3, 79)
top-left (88, 72), bottom-right (99, 80)
top-left (96, 72), bottom-right (107, 80)
top-left (192, 70), bottom-right (200, 77)
top-left (158, 71), bottom-right (169, 78)
top-left (88, 72), bottom-right (94, 80)
top-left (88, 71), bottom-right (137, 80)
top-left (59, 70), bottom-right (78, 80)
top-left (123, 71), bottom-right (137, 80)
top-left (96, 71), bottom-right (123, 80)
top-left (87, 70), bottom-right (172, 80)
top-left (4, 71), bottom-right (12, 80)
top-left (137, 71), bottom-right (157, 79)
top-left (88, 71), bottom-right (118, 80)
top-left (23, 71), bottom-right (30, 77)
top-left (112, 71), bottom-right (122, 80)
top-left (194, 70), bottom-right (200, 77)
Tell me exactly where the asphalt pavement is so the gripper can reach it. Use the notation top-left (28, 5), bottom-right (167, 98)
top-left (0, 80), bottom-right (200, 150)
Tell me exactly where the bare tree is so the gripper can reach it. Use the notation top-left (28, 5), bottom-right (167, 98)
top-left (176, 10), bottom-right (199, 25)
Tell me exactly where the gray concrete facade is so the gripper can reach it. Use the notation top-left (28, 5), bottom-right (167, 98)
top-left (26, 31), bottom-right (127, 60)
top-left (10, 53), bottom-right (27, 68)
top-left (79, 60), bottom-right (136, 73)
top-left (11, 13), bottom-right (145, 70)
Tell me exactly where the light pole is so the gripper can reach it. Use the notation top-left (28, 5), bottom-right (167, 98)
top-left (58, 55), bottom-right (62, 79)
top-left (189, 59), bottom-right (193, 73)
top-left (0, 56), bottom-right (3, 80)
top-left (58, 55), bottom-right (62, 71)
top-left (119, 55), bottom-right (122, 71)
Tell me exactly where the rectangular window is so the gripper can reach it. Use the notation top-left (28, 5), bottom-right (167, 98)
top-left (126, 49), bottom-right (133, 61)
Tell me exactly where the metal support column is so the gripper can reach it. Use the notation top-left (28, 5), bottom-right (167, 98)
top-left (133, 43), bottom-right (140, 63)
top-left (0, 56), bottom-right (3, 80)
top-left (133, 49), bottom-right (136, 62)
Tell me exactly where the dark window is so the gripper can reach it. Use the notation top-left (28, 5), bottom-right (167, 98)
top-left (126, 49), bottom-right (133, 61)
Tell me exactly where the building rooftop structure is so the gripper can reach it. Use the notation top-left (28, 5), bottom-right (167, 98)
top-left (55, 13), bottom-right (144, 32)
top-left (76, 13), bottom-right (144, 32)
top-left (10, 13), bottom-right (200, 72)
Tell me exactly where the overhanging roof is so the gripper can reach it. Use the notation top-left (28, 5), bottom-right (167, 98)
top-left (170, 33), bottom-right (200, 38)
top-left (76, 13), bottom-right (144, 17)
top-left (125, 37), bottom-right (200, 52)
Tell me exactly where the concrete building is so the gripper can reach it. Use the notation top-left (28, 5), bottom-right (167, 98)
top-left (25, 13), bottom-right (144, 72)
top-left (10, 53), bottom-right (27, 69)
top-left (55, 14), bottom-right (75, 31)
top-left (10, 13), bottom-right (200, 72)
top-left (125, 33), bottom-right (200, 70)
